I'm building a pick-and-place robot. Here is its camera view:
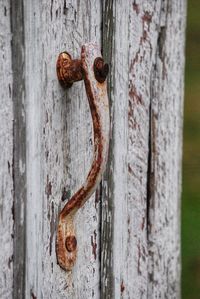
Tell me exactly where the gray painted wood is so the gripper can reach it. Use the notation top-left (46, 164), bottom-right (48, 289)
top-left (101, 0), bottom-right (186, 298)
top-left (24, 1), bottom-right (101, 298)
top-left (126, 2), bottom-right (163, 297)
top-left (0, 0), bottom-right (186, 298)
top-left (147, 1), bottom-right (186, 297)
top-left (0, 1), bottom-right (14, 298)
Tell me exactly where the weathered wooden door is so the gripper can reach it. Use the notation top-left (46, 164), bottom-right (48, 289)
top-left (0, 1), bottom-right (186, 298)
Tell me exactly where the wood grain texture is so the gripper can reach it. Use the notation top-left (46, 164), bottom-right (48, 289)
top-left (24, 1), bottom-right (101, 298)
top-left (0, 1), bottom-right (13, 298)
top-left (110, 2), bottom-right (130, 298)
top-left (147, 1), bottom-right (186, 298)
top-left (101, 0), bottom-right (186, 298)
top-left (10, 0), bottom-right (27, 297)
top-left (0, 0), bottom-right (186, 298)
top-left (127, 2), bottom-right (163, 297)
top-left (101, 1), bottom-right (115, 298)
top-left (102, 0), bottom-right (158, 297)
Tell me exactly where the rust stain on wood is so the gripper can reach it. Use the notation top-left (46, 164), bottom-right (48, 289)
top-left (132, 2), bottom-right (139, 15)
top-left (129, 84), bottom-right (143, 105)
top-left (91, 230), bottom-right (97, 260)
top-left (142, 11), bottom-right (152, 28)
top-left (120, 280), bottom-right (125, 294)
top-left (31, 291), bottom-right (37, 299)
top-left (45, 176), bottom-right (52, 198)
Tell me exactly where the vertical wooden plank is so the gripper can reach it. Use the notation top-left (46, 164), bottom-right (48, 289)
top-left (0, 0), bottom-right (186, 298)
top-left (102, 0), bottom-right (185, 298)
top-left (102, 0), bottom-right (155, 297)
top-left (24, 1), bottom-right (101, 298)
top-left (10, 0), bottom-right (26, 298)
top-left (108, 2), bottom-right (130, 298)
top-left (147, 1), bottom-right (186, 298)
top-left (0, 1), bottom-right (14, 298)
top-left (127, 1), bottom-right (162, 297)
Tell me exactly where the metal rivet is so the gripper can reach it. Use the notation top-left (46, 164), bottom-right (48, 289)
top-left (93, 57), bottom-right (109, 83)
top-left (65, 236), bottom-right (77, 252)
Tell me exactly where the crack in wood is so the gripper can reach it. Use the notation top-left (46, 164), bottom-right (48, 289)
top-left (101, 0), bottom-right (115, 298)
top-left (10, 0), bottom-right (26, 298)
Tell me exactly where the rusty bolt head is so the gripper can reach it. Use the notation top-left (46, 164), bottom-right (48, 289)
top-left (93, 57), bottom-right (109, 83)
top-left (56, 52), bottom-right (73, 88)
top-left (65, 235), bottom-right (77, 252)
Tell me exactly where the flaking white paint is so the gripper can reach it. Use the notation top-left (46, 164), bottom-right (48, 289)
top-left (24, 1), bottom-right (101, 298)
top-left (0, 1), bottom-right (13, 298)
top-left (0, 0), bottom-right (186, 298)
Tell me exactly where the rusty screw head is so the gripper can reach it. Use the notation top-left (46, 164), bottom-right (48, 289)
top-left (65, 235), bottom-right (77, 252)
top-left (57, 52), bottom-right (73, 88)
top-left (93, 57), bottom-right (109, 83)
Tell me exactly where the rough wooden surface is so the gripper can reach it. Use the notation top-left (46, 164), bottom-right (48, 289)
top-left (125, 1), bottom-right (160, 297)
top-left (101, 0), bottom-right (186, 298)
top-left (101, 1), bottom-right (115, 298)
top-left (147, 1), bottom-right (186, 297)
top-left (24, 1), bottom-right (101, 298)
top-left (0, 1), bottom-right (13, 298)
top-left (0, 0), bottom-right (186, 298)
top-left (11, 0), bottom-right (27, 297)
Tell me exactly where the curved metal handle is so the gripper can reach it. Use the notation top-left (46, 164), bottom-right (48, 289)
top-left (56, 43), bottom-right (110, 271)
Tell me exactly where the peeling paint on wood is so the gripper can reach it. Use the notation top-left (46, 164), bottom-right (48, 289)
top-left (0, 0), bottom-right (186, 298)
top-left (125, 1), bottom-right (161, 297)
top-left (101, 0), bottom-right (185, 298)
top-left (0, 1), bottom-right (13, 298)
top-left (147, 1), bottom-right (186, 298)
top-left (24, 1), bottom-right (101, 298)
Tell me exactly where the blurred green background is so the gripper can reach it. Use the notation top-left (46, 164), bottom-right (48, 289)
top-left (182, 1), bottom-right (200, 298)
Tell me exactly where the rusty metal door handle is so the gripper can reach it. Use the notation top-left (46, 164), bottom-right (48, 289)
top-left (56, 43), bottom-right (109, 271)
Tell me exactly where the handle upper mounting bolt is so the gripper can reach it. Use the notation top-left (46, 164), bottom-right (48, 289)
top-left (93, 57), bottom-right (109, 83)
